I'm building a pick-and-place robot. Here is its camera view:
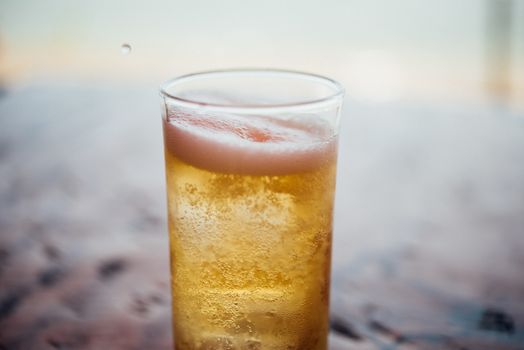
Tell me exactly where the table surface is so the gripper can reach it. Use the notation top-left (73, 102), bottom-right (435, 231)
top-left (1, 82), bottom-right (523, 350)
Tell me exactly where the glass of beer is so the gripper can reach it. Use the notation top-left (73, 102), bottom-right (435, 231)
top-left (160, 69), bottom-right (344, 350)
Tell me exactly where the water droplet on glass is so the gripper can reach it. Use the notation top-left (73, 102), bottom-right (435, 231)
top-left (121, 43), bottom-right (131, 55)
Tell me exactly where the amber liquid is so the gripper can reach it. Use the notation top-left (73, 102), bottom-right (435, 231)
top-left (165, 142), bottom-right (337, 350)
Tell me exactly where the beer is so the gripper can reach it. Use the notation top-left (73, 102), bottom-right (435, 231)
top-left (163, 109), bottom-right (338, 350)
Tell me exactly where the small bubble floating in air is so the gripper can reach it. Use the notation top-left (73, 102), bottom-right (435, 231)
top-left (121, 43), bottom-right (132, 55)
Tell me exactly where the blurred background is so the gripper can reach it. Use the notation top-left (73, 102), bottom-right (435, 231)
top-left (1, 0), bottom-right (523, 105)
top-left (0, 1), bottom-right (523, 349)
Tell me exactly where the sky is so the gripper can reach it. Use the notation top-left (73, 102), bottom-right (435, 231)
top-left (0, 0), bottom-right (523, 106)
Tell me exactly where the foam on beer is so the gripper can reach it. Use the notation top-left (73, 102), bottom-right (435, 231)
top-left (163, 110), bottom-right (337, 175)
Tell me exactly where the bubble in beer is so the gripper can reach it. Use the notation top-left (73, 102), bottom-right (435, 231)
top-left (121, 43), bottom-right (132, 55)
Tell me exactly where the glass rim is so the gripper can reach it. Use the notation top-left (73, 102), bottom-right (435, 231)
top-left (159, 68), bottom-right (344, 114)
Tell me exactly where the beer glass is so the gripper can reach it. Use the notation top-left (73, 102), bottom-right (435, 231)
top-left (160, 69), bottom-right (344, 350)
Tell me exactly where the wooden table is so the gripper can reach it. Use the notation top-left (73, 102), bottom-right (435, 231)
top-left (1, 82), bottom-right (523, 349)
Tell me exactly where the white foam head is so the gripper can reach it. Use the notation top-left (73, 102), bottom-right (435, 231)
top-left (163, 110), bottom-right (337, 175)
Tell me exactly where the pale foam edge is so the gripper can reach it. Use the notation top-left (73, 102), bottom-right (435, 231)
top-left (163, 119), bottom-right (337, 175)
